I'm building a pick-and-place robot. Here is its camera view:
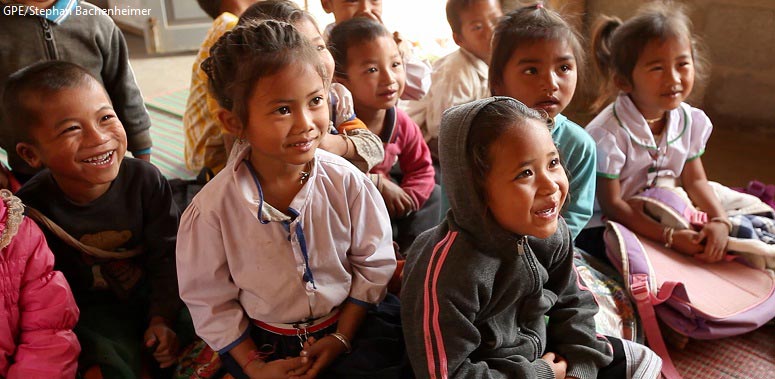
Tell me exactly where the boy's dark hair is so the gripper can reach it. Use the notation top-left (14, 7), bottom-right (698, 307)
top-left (2, 61), bottom-right (98, 145)
top-left (446, 0), bottom-right (481, 35)
top-left (196, 0), bottom-right (222, 19)
top-left (489, 3), bottom-right (585, 95)
top-left (201, 19), bottom-right (326, 125)
top-left (467, 98), bottom-right (544, 206)
top-left (590, 1), bottom-right (708, 111)
top-left (238, 0), bottom-right (318, 28)
top-left (328, 17), bottom-right (392, 79)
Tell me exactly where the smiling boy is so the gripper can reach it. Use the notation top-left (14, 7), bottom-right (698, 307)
top-left (5, 61), bottom-right (185, 379)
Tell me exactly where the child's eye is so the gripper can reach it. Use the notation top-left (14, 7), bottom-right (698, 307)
top-left (549, 158), bottom-right (561, 168)
top-left (100, 114), bottom-right (115, 122)
top-left (649, 66), bottom-right (663, 72)
top-left (366, 67), bottom-right (378, 74)
top-left (470, 23), bottom-right (483, 32)
top-left (516, 169), bottom-right (533, 180)
top-left (310, 96), bottom-right (324, 106)
top-left (392, 61), bottom-right (402, 68)
top-left (316, 44), bottom-right (327, 52)
top-left (60, 125), bottom-right (80, 135)
top-left (523, 67), bottom-right (538, 75)
top-left (276, 106), bottom-right (291, 115)
top-left (559, 64), bottom-right (572, 73)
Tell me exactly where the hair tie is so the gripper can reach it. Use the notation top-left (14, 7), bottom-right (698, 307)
top-left (536, 2), bottom-right (544, 9)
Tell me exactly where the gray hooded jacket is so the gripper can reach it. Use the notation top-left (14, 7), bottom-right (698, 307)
top-left (401, 97), bottom-right (613, 379)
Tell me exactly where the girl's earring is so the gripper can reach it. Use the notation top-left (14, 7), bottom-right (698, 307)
top-left (329, 120), bottom-right (335, 132)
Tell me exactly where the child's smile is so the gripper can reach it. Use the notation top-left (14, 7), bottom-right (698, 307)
top-left (484, 119), bottom-right (568, 238)
top-left (19, 79), bottom-right (126, 203)
top-left (624, 36), bottom-right (695, 120)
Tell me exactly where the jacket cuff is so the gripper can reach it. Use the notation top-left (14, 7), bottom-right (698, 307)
top-left (126, 130), bottom-right (153, 154)
top-left (566, 361), bottom-right (600, 379)
top-left (532, 358), bottom-right (557, 379)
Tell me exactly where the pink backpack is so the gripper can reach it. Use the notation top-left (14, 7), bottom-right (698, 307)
top-left (604, 187), bottom-right (775, 379)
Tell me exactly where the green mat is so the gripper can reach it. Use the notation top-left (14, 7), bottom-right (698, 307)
top-left (145, 88), bottom-right (190, 119)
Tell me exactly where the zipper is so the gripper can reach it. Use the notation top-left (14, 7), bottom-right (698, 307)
top-left (518, 235), bottom-right (543, 360)
top-left (39, 18), bottom-right (58, 59)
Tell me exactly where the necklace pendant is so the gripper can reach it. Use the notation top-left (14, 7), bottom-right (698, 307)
top-left (299, 171), bottom-right (310, 185)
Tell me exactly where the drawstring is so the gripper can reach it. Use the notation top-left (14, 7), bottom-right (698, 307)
top-left (244, 160), bottom-right (271, 225)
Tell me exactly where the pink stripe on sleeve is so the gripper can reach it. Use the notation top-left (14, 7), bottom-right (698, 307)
top-left (422, 231), bottom-right (454, 379)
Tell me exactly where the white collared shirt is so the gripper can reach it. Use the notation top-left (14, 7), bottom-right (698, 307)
top-left (176, 147), bottom-right (396, 352)
top-left (404, 48), bottom-right (490, 142)
top-left (587, 93), bottom-right (713, 201)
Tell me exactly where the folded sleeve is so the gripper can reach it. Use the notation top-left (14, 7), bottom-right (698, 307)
top-left (176, 204), bottom-right (248, 352)
top-left (345, 176), bottom-right (396, 304)
top-left (588, 127), bottom-right (626, 179)
top-left (687, 107), bottom-right (713, 161)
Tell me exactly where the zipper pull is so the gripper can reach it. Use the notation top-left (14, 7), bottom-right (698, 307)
top-left (40, 18), bottom-right (53, 41)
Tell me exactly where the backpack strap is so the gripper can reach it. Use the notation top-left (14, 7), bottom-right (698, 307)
top-left (25, 206), bottom-right (142, 260)
top-left (606, 221), bottom-right (683, 379)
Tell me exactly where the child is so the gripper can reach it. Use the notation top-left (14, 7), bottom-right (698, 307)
top-left (587, 2), bottom-right (730, 262)
top-left (405, 0), bottom-right (502, 159)
top-left (177, 19), bottom-right (405, 378)
top-left (0, 190), bottom-right (80, 379)
top-left (401, 97), bottom-right (662, 379)
top-left (6, 61), bottom-right (185, 379)
top-left (320, 0), bottom-right (432, 101)
top-left (184, 0), bottom-right (261, 174)
top-left (0, 0), bottom-right (153, 186)
top-left (329, 17), bottom-right (439, 252)
top-left (489, 3), bottom-right (596, 241)
top-left (232, 0), bottom-right (385, 174)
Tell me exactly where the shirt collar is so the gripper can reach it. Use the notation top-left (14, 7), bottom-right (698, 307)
top-left (613, 93), bottom-right (687, 149)
top-left (458, 48), bottom-right (489, 80)
top-left (33, 0), bottom-right (78, 24)
top-left (231, 144), bottom-right (317, 223)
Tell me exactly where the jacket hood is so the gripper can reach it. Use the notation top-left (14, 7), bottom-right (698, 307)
top-left (439, 97), bottom-right (526, 251)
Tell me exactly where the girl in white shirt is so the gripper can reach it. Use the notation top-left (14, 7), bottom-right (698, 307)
top-left (587, 2), bottom-right (730, 263)
top-left (176, 19), bottom-right (401, 379)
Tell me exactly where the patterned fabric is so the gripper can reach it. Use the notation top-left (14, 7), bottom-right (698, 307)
top-left (573, 249), bottom-right (642, 343)
top-left (183, 12), bottom-right (239, 174)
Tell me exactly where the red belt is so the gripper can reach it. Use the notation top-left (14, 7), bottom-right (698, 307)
top-left (252, 310), bottom-right (340, 336)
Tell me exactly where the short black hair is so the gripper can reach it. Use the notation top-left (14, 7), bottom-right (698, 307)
top-left (2, 61), bottom-right (98, 145)
top-left (196, 0), bottom-right (222, 19)
top-left (446, 0), bottom-right (478, 35)
top-left (328, 17), bottom-right (392, 79)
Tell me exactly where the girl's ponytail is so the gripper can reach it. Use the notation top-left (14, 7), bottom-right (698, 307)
top-left (590, 16), bottom-right (622, 113)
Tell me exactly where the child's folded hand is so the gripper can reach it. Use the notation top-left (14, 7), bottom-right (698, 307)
top-left (693, 222), bottom-right (729, 263)
top-left (290, 335), bottom-right (348, 379)
top-left (540, 351), bottom-right (567, 379)
top-left (672, 229), bottom-right (704, 256)
top-left (143, 318), bottom-right (179, 368)
top-left (380, 179), bottom-right (416, 218)
top-left (245, 357), bottom-right (310, 379)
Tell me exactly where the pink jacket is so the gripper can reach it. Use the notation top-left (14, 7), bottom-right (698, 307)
top-left (0, 191), bottom-right (80, 379)
top-left (370, 107), bottom-right (436, 209)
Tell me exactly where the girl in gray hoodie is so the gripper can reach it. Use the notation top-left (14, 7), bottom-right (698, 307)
top-left (401, 97), bottom-right (662, 379)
